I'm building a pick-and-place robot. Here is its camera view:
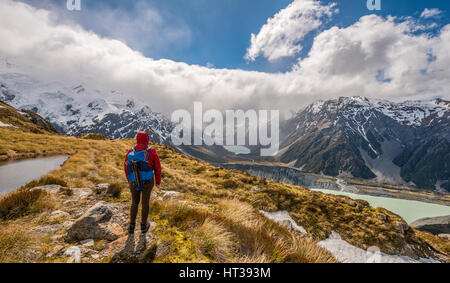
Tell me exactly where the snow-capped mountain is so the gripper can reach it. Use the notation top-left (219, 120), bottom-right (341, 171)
top-left (278, 97), bottom-right (450, 191)
top-left (0, 72), bottom-right (173, 143)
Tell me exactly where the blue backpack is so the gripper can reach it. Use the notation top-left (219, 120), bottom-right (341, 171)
top-left (126, 147), bottom-right (154, 191)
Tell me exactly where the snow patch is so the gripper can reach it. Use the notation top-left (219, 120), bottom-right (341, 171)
top-left (359, 141), bottom-right (406, 185)
top-left (318, 231), bottom-right (439, 263)
top-left (0, 121), bottom-right (14, 127)
top-left (310, 101), bottom-right (324, 114)
top-left (260, 210), bottom-right (307, 234)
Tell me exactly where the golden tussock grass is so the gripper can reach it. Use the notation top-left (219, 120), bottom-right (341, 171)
top-left (0, 188), bottom-right (54, 220)
top-left (0, 225), bottom-right (30, 263)
top-left (150, 199), bottom-right (336, 263)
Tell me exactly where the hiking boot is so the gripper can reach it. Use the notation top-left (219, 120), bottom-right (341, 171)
top-left (141, 222), bottom-right (150, 234)
top-left (128, 223), bottom-right (136, 234)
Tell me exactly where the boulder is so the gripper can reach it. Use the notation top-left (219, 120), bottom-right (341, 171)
top-left (30, 185), bottom-right (63, 194)
top-left (80, 239), bottom-right (95, 248)
top-left (64, 246), bottom-right (81, 263)
top-left (65, 202), bottom-right (124, 242)
top-left (410, 215), bottom-right (450, 235)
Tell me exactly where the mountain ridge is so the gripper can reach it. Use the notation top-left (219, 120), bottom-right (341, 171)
top-left (278, 96), bottom-right (450, 191)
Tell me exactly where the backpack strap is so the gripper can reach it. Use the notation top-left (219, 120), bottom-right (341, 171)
top-left (144, 147), bottom-right (152, 162)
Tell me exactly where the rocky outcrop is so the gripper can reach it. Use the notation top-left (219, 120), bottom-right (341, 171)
top-left (411, 215), bottom-right (450, 235)
top-left (66, 202), bottom-right (124, 242)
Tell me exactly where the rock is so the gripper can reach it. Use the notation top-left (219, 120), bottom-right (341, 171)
top-left (72, 188), bottom-right (93, 199)
top-left (349, 201), bottom-right (357, 207)
top-left (62, 221), bottom-right (74, 229)
top-left (31, 224), bottom-right (62, 238)
top-left (260, 210), bottom-right (307, 234)
top-left (91, 254), bottom-right (100, 260)
top-left (30, 185), bottom-right (63, 194)
top-left (64, 246), bottom-right (81, 263)
top-left (410, 215), bottom-right (450, 235)
top-left (49, 210), bottom-right (70, 221)
top-left (46, 245), bottom-right (64, 258)
top-left (162, 191), bottom-right (180, 201)
top-left (81, 239), bottom-right (95, 248)
top-left (65, 202), bottom-right (123, 242)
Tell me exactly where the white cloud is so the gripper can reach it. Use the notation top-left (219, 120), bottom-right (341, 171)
top-left (245, 0), bottom-right (337, 62)
top-left (420, 8), bottom-right (443, 19)
top-left (19, 0), bottom-right (192, 55)
top-left (0, 0), bottom-right (449, 118)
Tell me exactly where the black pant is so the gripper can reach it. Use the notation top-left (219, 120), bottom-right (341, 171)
top-left (129, 179), bottom-right (154, 224)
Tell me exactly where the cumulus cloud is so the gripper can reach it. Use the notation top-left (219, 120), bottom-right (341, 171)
top-left (292, 15), bottom-right (450, 100)
top-left (420, 8), bottom-right (443, 19)
top-left (0, 0), bottom-right (449, 118)
top-left (245, 0), bottom-right (337, 62)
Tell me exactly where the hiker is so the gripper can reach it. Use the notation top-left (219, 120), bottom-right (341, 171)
top-left (124, 131), bottom-right (161, 234)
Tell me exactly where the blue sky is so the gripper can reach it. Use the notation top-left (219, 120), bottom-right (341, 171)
top-left (24, 0), bottom-right (450, 73)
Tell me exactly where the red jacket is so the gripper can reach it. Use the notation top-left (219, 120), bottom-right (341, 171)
top-left (124, 131), bottom-right (162, 186)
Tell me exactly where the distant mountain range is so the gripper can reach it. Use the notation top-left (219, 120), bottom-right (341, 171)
top-left (0, 72), bottom-right (173, 144)
top-left (1, 64), bottom-right (449, 192)
top-left (278, 97), bottom-right (450, 192)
